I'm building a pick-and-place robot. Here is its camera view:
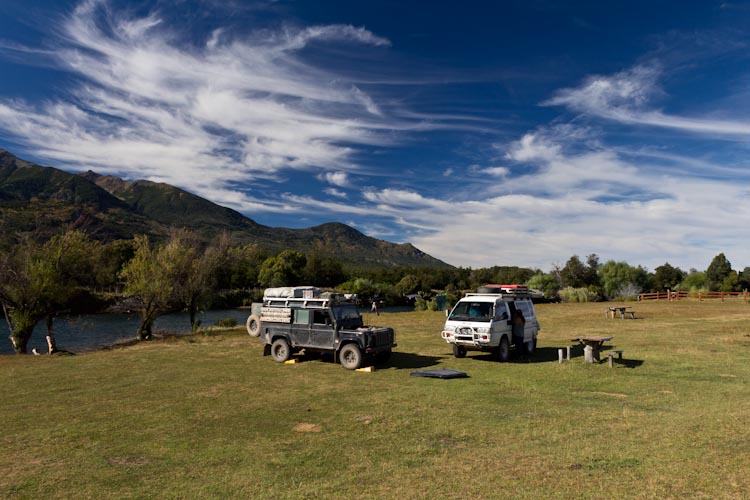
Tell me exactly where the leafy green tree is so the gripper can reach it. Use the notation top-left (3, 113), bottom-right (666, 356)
top-left (598, 260), bottom-right (650, 299)
top-left (706, 253), bottom-right (732, 291)
top-left (303, 253), bottom-right (347, 287)
top-left (526, 272), bottom-right (560, 299)
top-left (94, 240), bottom-right (135, 289)
top-left (719, 271), bottom-right (741, 292)
top-left (653, 263), bottom-right (685, 291)
top-left (584, 254), bottom-right (602, 287)
top-left (0, 231), bottom-right (95, 354)
top-left (222, 244), bottom-right (268, 289)
top-left (120, 235), bottom-right (180, 340)
top-left (680, 270), bottom-right (708, 292)
top-left (740, 267), bottom-right (750, 291)
top-left (560, 255), bottom-right (587, 288)
top-left (172, 231), bottom-right (229, 331)
top-left (395, 274), bottom-right (421, 296)
top-left (258, 250), bottom-right (307, 288)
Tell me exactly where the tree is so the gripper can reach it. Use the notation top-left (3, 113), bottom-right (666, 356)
top-left (171, 231), bottom-right (229, 331)
top-left (584, 254), bottom-right (601, 287)
top-left (221, 244), bottom-right (268, 289)
top-left (526, 272), bottom-right (560, 299)
top-left (598, 260), bottom-right (650, 300)
top-left (120, 235), bottom-right (180, 340)
top-left (740, 267), bottom-right (750, 291)
top-left (681, 270), bottom-right (707, 291)
top-left (560, 255), bottom-right (589, 288)
top-left (0, 231), bottom-right (95, 354)
top-left (706, 253), bottom-right (732, 291)
top-left (720, 271), bottom-right (741, 292)
top-left (653, 263), bottom-right (685, 291)
top-left (395, 274), bottom-right (421, 296)
top-left (303, 254), bottom-right (347, 287)
top-left (258, 250), bottom-right (307, 288)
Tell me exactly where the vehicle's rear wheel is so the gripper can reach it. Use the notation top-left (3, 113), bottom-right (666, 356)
top-left (271, 338), bottom-right (291, 363)
top-left (246, 314), bottom-right (261, 337)
top-left (339, 344), bottom-right (363, 370)
top-left (497, 337), bottom-right (510, 362)
top-left (453, 344), bottom-right (466, 358)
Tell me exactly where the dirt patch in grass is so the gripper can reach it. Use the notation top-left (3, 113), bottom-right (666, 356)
top-left (293, 423), bottom-right (322, 433)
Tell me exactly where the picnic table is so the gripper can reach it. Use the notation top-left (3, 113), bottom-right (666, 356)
top-left (606, 306), bottom-right (636, 319)
top-left (570, 336), bottom-right (613, 363)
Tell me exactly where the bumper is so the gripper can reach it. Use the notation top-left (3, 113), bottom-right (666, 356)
top-left (442, 331), bottom-right (494, 348)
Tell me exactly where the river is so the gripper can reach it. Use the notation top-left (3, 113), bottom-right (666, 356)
top-left (0, 309), bottom-right (251, 355)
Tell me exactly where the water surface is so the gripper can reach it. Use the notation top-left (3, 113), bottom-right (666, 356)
top-left (0, 309), bottom-right (251, 355)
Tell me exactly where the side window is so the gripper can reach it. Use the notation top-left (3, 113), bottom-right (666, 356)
top-left (313, 310), bottom-right (330, 325)
top-left (495, 302), bottom-right (509, 320)
top-left (293, 309), bottom-right (310, 325)
top-left (516, 301), bottom-right (535, 320)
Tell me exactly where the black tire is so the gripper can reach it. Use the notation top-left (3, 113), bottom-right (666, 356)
top-left (497, 336), bottom-right (510, 362)
top-left (271, 338), bottom-right (291, 363)
top-left (524, 337), bottom-right (536, 356)
top-left (453, 344), bottom-right (466, 358)
top-left (246, 314), bottom-right (261, 337)
top-left (339, 344), bottom-right (363, 370)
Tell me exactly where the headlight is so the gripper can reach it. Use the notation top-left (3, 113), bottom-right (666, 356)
top-left (476, 327), bottom-right (490, 334)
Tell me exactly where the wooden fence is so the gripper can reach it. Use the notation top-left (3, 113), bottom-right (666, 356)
top-left (639, 290), bottom-right (749, 302)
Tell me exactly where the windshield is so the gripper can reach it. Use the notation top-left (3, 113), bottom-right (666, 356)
top-left (449, 301), bottom-right (493, 322)
top-left (331, 305), bottom-right (363, 327)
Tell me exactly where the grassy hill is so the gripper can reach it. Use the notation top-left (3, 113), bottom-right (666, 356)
top-left (0, 150), bottom-right (449, 268)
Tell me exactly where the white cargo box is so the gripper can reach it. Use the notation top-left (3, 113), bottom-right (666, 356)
top-left (263, 286), bottom-right (320, 299)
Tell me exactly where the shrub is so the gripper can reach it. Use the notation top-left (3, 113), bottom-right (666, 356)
top-left (558, 287), bottom-right (599, 303)
top-left (414, 297), bottom-right (428, 311)
top-left (215, 318), bottom-right (238, 328)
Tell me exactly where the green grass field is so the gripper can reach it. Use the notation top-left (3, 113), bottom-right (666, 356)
top-left (2, 300), bottom-right (749, 499)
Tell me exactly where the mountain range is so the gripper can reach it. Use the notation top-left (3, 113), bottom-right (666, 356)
top-left (0, 150), bottom-right (448, 268)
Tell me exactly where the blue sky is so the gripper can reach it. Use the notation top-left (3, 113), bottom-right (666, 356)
top-left (2, 0), bottom-right (750, 271)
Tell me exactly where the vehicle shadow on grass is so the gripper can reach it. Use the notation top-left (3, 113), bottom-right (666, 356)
top-left (386, 351), bottom-right (446, 369)
top-left (467, 347), bottom-right (568, 364)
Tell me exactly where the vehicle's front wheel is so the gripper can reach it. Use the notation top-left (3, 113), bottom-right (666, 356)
top-left (453, 344), bottom-right (466, 358)
top-left (271, 338), bottom-right (291, 363)
top-left (339, 344), bottom-right (363, 370)
top-left (497, 337), bottom-right (510, 362)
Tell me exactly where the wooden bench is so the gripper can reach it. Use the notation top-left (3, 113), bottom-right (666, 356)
top-left (607, 350), bottom-right (624, 367)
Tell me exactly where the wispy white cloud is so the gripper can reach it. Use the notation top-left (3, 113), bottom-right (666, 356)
top-left (318, 171), bottom-right (350, 187)
top-left (324, 187), bottom-right (348, 198)
top-left (544, 64), bottom-right (750, 137)
top-left (0, 0), bottom-right (418, 209)
top-left (479, 166), bottom-right (509, 177)
top-left (348, 124), bottom-right (750, 270)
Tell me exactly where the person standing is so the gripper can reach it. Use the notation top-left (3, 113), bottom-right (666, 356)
top-left (512, 309), bottom-right (525, 353)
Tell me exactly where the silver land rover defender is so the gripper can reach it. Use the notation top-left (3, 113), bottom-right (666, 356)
top-left (441, 285), bottom-right (540, 362)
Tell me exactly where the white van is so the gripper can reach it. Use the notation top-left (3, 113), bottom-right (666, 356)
top-left (440, 285), bottom-right (540, 362)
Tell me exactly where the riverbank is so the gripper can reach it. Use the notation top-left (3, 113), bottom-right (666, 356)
top-left (0, 308), bottom-right (252, 355)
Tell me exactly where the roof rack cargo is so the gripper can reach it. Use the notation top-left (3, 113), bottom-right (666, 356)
top-left (263, 286), bottom-right (320, 299)
top-left (475, 284), bottom-right (530, 295)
